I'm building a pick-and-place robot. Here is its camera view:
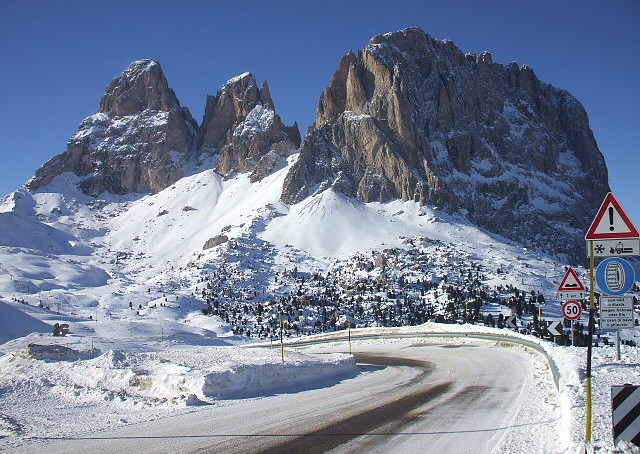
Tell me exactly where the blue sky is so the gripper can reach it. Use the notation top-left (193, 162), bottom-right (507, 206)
top-left (1, 0), bottom-right (639, 227)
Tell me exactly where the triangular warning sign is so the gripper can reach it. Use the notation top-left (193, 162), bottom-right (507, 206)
top-left (558, 267), bottom-right (586, 292)
top-left (585, 192), bottom-right (639, 240)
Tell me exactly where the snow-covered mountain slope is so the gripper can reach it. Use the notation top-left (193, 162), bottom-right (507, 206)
top-left (0, 151), bottom-right (570, 331)
top-left (2, 146), bottom-right (639, 454)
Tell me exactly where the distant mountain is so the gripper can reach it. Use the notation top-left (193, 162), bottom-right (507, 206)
top-left (23, 27), bottom-right (609, 262)
top-left (27, 60), bottom-right (300, 195)
top-left (27, 60), bottom-right (199, 195)
top-left (199, 72), bottom-right (301, 182)
top-left (2, 28), bottom-right (616, 345)
top-left (282, 28), bottom-right (609, 262)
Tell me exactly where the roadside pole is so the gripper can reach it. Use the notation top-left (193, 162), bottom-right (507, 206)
top-left (279, 310), bottom-right (284, 364)
top-left (583, 192), bottom-right (640, 453)
top-left (539, 305), bottom-right (543, 339)
top-left (585, 240), bottom-right (595, 451)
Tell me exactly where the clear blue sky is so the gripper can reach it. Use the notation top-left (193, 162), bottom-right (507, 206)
top-left (1, 0), bottom-right (639, 226)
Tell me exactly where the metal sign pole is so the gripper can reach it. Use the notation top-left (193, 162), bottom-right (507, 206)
top-left (279, 310), bottom-right (284, 364)
top-left (585, 240), bottom-right (595, 451)
top-left (616, 329), bottom-right (621, 361)
top-left (571, 319), bottom-right (574, 347)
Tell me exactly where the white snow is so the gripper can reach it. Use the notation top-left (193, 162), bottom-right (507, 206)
top-left (233, 104), bottom-right (274, 138)
top-left (0, 154), bottom-right (639, 452)
top-left (226, 71), bottom-right (253, 85)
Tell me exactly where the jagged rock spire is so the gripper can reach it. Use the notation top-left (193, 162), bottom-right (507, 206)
top-left (27, 60), bottom-right (198, 195)
top-left (198, 72), bottom-right (300, 182)
top-left (98, 59), bottom-right (181, 116)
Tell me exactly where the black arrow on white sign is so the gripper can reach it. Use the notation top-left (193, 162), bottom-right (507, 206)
top-left (505, 315), bottom-right (517, 329)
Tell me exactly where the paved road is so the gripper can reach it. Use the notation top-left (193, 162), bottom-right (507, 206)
top-left (12, 341), bottom-right (558, 453)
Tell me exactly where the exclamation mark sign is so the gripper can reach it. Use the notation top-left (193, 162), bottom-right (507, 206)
top-left (609, 206), bottom-right (615, 231)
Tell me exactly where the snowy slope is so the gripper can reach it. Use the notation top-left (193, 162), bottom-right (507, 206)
top-left (0, 154), bottom-right (638, 453)
top-left (0, 152), bottom-right (564, 317)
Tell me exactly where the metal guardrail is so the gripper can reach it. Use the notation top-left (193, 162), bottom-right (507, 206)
top-left (275, 328), bottom-right (561, 390)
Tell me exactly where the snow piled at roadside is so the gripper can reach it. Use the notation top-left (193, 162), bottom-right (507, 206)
top-left (0, 312), bottom-right (639, 453)
top-left (0, 338), bottom-right (356, 448)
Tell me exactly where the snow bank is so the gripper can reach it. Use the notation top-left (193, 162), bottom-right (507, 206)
top-left (0, 342), bottom-right (357, 448)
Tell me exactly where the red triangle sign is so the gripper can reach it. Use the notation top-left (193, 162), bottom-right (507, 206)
top-left (585, 193), bottom-right (639, 240)
top-left (558, 267), bottom-right (586, 292)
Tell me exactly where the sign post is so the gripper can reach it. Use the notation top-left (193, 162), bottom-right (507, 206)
top-left (562, 300), bottom-right (583, 347)
top-left (584, 192), bottom-right (640, 452)
top-left (279, 310), bottom-right (284, 364)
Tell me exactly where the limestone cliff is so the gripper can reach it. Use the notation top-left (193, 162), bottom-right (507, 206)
top-left (198, 73), bottom-right (300, 182)
top-left (27, 60), bottom-right (198, 195)
top-left (282, 28), bottom-right (609, 260)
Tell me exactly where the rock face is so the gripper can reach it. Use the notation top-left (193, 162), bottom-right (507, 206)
top-left (28, 60), bottom-right (198, 195)
top-left (24, 32), bottom-right (611, 262)
top-left (27, 63), bottom-right (299, 195)
top-left (282, 28), bottom-right (610, 261)
top-left (198, 72), bottom-right (300, 182)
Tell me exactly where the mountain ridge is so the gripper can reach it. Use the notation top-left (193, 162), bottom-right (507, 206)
top-left (20, 27), bottom-right (610, 263)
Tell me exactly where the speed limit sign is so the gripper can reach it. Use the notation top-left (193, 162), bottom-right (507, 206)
top-left (562, 300), bottom-right (583, 320)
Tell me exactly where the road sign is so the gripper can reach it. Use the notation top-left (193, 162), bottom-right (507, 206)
top-left (562, 300), bottom-right (583, 320)
top-left (557, 267), bottom-right (586, 300)
top-left (587, 238), bottom-right (640, 257)
top-left (548, 321), bottom-right (563, 337)
top-left (595, 257), bottom-right (635, 296)
top-left (586, 192), bottom-right (640, 240)
top-left (558, 267), bottom-right (585, 292)
top-left (505, 315), bottom-right (517, 329)
top-left (611, 385), bottom-right (640, 447)
top-left (557, 291), bottom-right (586, 301)
top-left (600, 296), bottom-right (634, 329)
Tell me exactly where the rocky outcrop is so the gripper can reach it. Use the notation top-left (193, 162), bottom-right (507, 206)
top-left (282, 27), bottom-right (610, 261)
top-left (198, 73), bottom-right (300, 182)
top-left (27, 60), bottom-right (198, 195)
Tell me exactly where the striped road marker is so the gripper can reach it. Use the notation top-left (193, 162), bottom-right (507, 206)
top-left (612, 385), bottom-right (640, 447)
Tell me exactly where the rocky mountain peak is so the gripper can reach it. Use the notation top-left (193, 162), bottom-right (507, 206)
top-left (98, 59), bottom-right (182, 116)
top-left (198, 72), bottom-right (300, 182)
top-left (27, 60), bottom-right (198, 195)
top-left (282, 27), bottom-right (609, 262)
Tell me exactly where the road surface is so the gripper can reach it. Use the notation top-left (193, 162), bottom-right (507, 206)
top-left (11, 340), bottom-right (561, 453)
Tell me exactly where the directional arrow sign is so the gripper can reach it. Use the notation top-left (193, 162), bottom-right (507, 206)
top-left (586, 193), bottom-right (640, 240)
top-left (505, 315), bottom-right (517, 329)
top-left (548, 321), bottom-right (563, 337)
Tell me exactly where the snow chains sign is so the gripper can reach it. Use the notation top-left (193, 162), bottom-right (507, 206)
top-left (595, 257), bottom-right (635, 296)
top-left (611, 385), bottom-right (640, 447)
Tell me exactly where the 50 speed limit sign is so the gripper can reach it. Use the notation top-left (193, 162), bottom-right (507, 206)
top-left (562, 300), bottom-right (583, 320)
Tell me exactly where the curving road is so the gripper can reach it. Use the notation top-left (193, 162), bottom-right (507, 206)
top-left (12, 340), bottom-right (560, 454)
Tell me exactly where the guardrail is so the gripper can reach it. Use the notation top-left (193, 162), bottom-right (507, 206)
top-left (271, 328), bottom-right (561, 390)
